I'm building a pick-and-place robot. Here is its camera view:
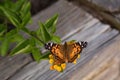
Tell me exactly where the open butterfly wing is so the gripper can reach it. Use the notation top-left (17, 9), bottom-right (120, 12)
top-left (67, 42), bottom-right (82, 63)
top-left (50, 44), bottom-right (65, 64)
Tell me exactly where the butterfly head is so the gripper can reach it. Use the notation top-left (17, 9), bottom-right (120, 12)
top-left (45, 42), bottom-right (53, 50)
top-left (79, 41), bottom-right (87, 48)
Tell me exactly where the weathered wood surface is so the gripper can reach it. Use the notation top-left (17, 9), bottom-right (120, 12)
top-left (61, 35), bottom-right (120, 80)
top-left (0, 0), bottom-right (120, 80)
top-left (69, 0), bottom-right (120, 31)
top-left (89, 0), bottom-right (120, 23)
top-left (0, 54), bottom-right (32, 80)
top-left (90, 0), bottom-right (120, 11)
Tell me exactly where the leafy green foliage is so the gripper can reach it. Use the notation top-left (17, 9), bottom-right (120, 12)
top-left (10, 39), bottom-right (31, 55)
top-left (51, 35), bottom-right (61, 43)
top-left (0, 37), bottom-right (10, 56)
top-left (0, 0), bottom-right (61, 62)
top-left (0, 24), bottom-right (6, 36)
top-left (38, 22), bottom-right (51, 42)
top-left (31, 47), bottom-right (42, 62)
top-left (45, 14), bottom-right (58, 33)
top-left (0, 0), bottom-right (31, 28)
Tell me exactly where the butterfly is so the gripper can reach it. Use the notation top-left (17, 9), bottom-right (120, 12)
top-left (45, 41), bottom-right (87, 65)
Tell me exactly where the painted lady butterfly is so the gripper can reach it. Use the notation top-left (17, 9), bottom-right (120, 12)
top-left (45, 41), bottom-right (87, 65)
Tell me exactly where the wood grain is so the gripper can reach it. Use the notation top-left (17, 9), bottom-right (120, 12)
top-left (64, 35), bottom-right (120, 80)
top-left (70, 0), bottom-right (120, 31)
top-left (8, 0), bottom-right (119, 79)
top-left (0, 54), bottom-right (32, 80)
top-left (0, 0), bottom-right (119, 80)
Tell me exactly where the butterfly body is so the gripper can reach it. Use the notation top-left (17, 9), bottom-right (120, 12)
top-left (45, 41), bottom-right (87, 65)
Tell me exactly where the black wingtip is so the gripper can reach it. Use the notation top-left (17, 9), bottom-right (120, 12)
top-left (44, 43), bottom-right (53, 50)
top-left (80, 41), bottom-right (88, 48)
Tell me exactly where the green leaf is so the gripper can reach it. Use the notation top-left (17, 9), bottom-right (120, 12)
top-left (21, 27), bottom-right (31, 34)
top-left (10, 33), bottom-right (24, 43)
top-left (10, 39), bottom-right (31, 55)
top-left (38, 22), bottom-right (51, 42)
top-left (31, 36), bottom-right (44, 47)
top-left (29, 37), bottom-right (42, 62)
top-left (2, 28), bottom-right (21, 42)
top-left (0, 38), bottom-right (9, 56)
top-left (0, 10), bottom-right (5, 18)
top-left (29, 37), bottom-right (36, 46)
top-left (34, 38), bottom-right (44, 47)
top-left (3, 0), bottom-right (13, 9)
top-left (22, 12), bottom-right (31, 27)
top-left (0, 37), bottom-right (3, 41)
top-left (31, 47), bottom-right (42, 62)
top-left (20, 0), bottom-right (32, 27)
top-left (45, 14), bottom-right (58, 33)
top-left (14, 0), bottom-right (26, 11)
top-left (0, 6), bottom-right (21, 27)
top-left (51, 35), bottom-right (61, 43)
top-left (0, 24), bottom-right (6, 36)
top-left (5, 29), bottom-right (17, 37)
top-left (21, 1), bottom-right (31, 17)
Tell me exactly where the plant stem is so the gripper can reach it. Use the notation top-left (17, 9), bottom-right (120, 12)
top-left (22, 28), bottom-right (45, 44)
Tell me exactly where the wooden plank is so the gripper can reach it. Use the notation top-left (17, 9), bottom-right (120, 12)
top-left (8, 0), bottom-right (119, 80)
top-left (91, 0), bottom-right (120, 11)
top-left (0, 54), bottom-right (32, 80)
top-left (9, 27), bottom-right (119, 80)
top-left (0, 0), bottom-right (119, 80)
top-left (70, 0), bottom-right (120, 31)
top-left (26, 1), bottom-right (94, 39)
top-left (44, 28), bottom-right (119, 80)
top-left (62, 35), bottom-right (120, 80)
top-left (9, 22), bottom-right (119, 80)
top-left (0, 0), bottom-right (94, 80)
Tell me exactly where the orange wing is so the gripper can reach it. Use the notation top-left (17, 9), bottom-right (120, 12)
top-left (67, 42), bottom-right (82, 63)
top-left (50, 44), bottom-right (65, 64)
